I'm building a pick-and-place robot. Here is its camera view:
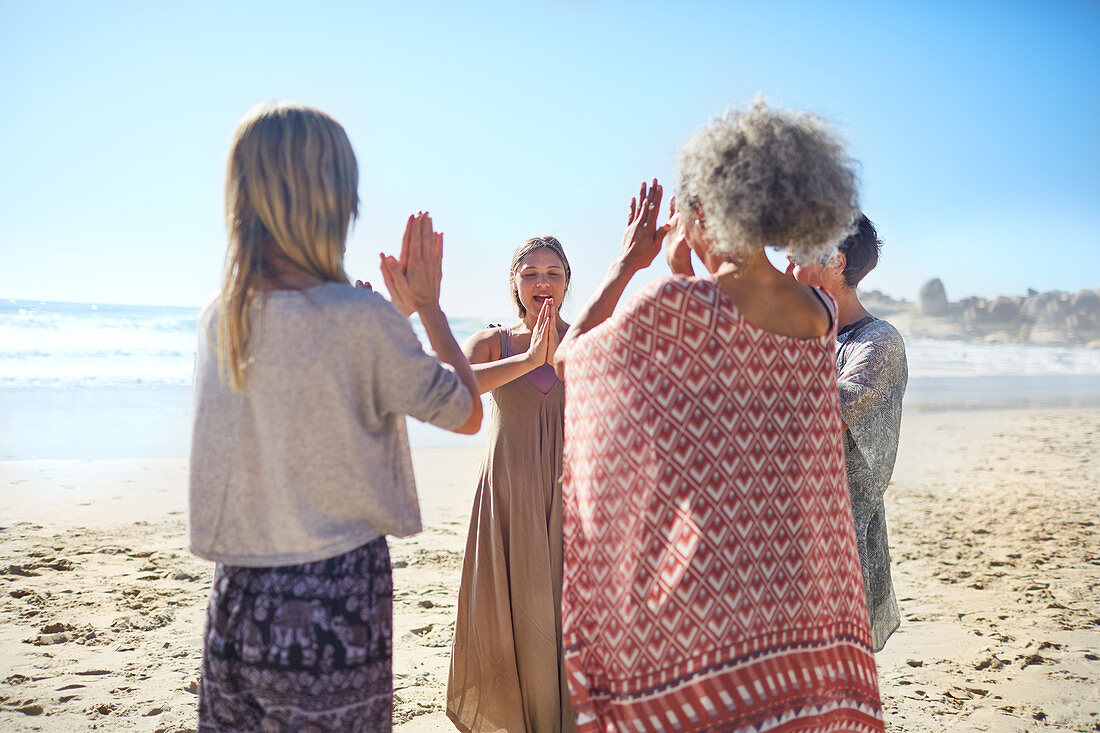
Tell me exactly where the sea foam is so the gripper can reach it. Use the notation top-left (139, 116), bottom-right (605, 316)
top-left (3, 299), bottom-right (1099, 390)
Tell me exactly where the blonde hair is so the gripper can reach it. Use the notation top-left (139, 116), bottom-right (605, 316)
top-left (677, 97), bottom-right (859, 264)
top-left (508, 236), bottom-right (571, 317)
top-left (218, 101), bottom-right (359, 390)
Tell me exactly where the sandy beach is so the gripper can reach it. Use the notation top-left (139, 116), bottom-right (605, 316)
top-left (1, 407), bottom-right (1098, 731)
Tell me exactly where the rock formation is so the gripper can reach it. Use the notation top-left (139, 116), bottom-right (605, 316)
top-left (862, 283), bottom-right (1100, 347)
top-left (988, 297), bottom-right (1018, 323)
top-left (918, 278), bottom-right (949, 316)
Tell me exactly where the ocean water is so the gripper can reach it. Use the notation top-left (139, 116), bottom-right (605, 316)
top-left (2, 298), bottom-right (1099, 460)
top-left (0, 298), bottom-right (491, 390)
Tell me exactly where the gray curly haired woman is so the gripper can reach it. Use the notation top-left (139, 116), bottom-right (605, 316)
top-left (553, 99), bottom-right (884, 731)
top-left (670, 97), bottom-right (859, 270)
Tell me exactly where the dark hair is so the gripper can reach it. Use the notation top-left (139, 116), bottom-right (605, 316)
top-left (837, 214), bottom-right (881, 288)
top-left (509, 235), bottom-right (571, 317)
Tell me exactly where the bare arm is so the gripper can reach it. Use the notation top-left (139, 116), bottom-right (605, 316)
top-left (381, 213), bottom-right (482, 435)
top-left (416, 305), bottom-right (482, 434)
top-left (463, 298), bottom-right (556, 394)
top-left (555, 180), bottom-right (668, 378)
top-left (470, 352), bottom-right (537, 394)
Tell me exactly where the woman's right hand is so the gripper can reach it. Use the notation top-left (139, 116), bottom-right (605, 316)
top-left (525, 297), bottom-right (553, 366)
top-left (380, 212), bottom-right (442, 316)
top-left (555, 180), bottom-right (669, 380)
top-left (619, 179), bottom-right (669, 273)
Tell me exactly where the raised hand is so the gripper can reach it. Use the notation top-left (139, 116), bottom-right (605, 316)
top-left (663, 195), bottom-right (695, 277)
top-left (404, 213), bottom-right (442, 304)
top-left (554, 181), bottom-right (669, 378)
top-left (543, 298), bottom-right (560, 366)
top-left (525, 297), bottom-right (552, 366)
top-left (380, 212), bottom-right (443, 316)
top-left (619, 179), bottom-right (669, 273)
top-left (379, 249), bottom-right (413, 316)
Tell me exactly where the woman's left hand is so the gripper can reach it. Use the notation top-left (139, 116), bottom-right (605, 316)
top-left (380, 212), bottom-right (442, 316)
top-left (663, 195), bottom-right (695, 277)
top-left (619, 179), bottom-right (670, 273)
top-left (544, 298), bottom-right (560, 366)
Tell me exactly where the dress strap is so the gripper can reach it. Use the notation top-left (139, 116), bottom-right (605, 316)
top-left (498, 327), bottom-right (512, 358)
top-left (808, 286), bottom-right (836, 334)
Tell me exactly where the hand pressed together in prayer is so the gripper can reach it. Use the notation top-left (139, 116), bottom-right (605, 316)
top-left (380, 212), bottom-right (443, 316)
top-left (525, 297), bottom-right (558, 367)
top-left (543, 298), bottom-right (561, 366)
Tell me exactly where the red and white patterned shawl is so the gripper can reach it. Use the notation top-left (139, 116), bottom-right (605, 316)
top-left (559, 276), bottom-right (884, 733)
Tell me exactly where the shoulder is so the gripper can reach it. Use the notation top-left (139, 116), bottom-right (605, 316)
top-left (283, 284), bottom-right (421, 358)
top-left (809, 286), bottom-right (837, 317)
top-left (200, 297), bottom-right (220, 330)
top-left (788, 284), bottom-right (835, 338)
top-left (308, 282), bottom-right (407, 329)
top-left (466, 324), bottom-right (504, 345)
top-left (838, 317), bottom-right (908, 378)
top-left (464, 325), bottom-right (505, 357)
top-left (858, 318), bottom-right (906, 350)
top-left (311, 281), bottom-right (386, 311)
top-left (592, 277), bottom-right (719, 339)
top-left (196, 299), bottom-right (220, 353)
top-left (868, 317), bottom-right (903, 339)
top-left (626, 275), bottom-right (712, 313)
top-left (647, 274), bottom-right (705, 299)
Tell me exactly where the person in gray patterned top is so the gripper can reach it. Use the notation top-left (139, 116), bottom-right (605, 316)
top-left (787, 214), bottom-right (907, 651)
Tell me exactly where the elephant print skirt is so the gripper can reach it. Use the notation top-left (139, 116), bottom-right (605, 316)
top-left (199, 537), bottom-right (393, 732)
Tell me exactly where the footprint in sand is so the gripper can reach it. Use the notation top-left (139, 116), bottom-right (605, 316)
top-left (95, 546), bottom-right (132, 555)
top-left (45, 558), bottom-right (76, 571)
top-left (1, 564), bottom-right (42, 577)
top-left (24, 620), bottom-right (102, 646)
top-left (1019, 652), bottom-right (1055, 668)
top-left (86, 701), bottom-right (117, 716)
top-left (111, 612), bottom-right (173, 632)
top-left (406, 623), bottom-right (454, 649)
top-left (974, 655), bottom-right (1009, 671)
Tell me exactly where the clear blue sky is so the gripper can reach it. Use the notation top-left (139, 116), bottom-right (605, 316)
top-left (1, 0), bottom-right (1097, 317)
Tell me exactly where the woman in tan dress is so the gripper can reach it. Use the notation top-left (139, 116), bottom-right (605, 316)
top-left (447, 236), bottom-right (578, 733)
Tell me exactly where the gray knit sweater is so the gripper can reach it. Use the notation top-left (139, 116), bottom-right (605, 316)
top-left (189, 282), bottom-right (472, 567)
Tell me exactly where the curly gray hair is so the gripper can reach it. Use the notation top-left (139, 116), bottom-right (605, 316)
top-left (676, 98), bottom-right (860, 263)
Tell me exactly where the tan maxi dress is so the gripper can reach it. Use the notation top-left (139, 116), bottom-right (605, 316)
top-left (447, 329), bottom-right (577, 733)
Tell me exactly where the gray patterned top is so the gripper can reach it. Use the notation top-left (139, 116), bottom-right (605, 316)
top-left (836, 317), bottom-right (907, 651)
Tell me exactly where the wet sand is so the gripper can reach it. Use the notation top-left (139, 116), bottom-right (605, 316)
top-left (1, 408), bottom-right (1097, 731)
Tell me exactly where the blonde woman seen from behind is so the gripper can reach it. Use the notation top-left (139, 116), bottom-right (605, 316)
top-left (447, 236), bottom-right (577, 733)
top-left (189, 102), bottom-right (480, 732)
